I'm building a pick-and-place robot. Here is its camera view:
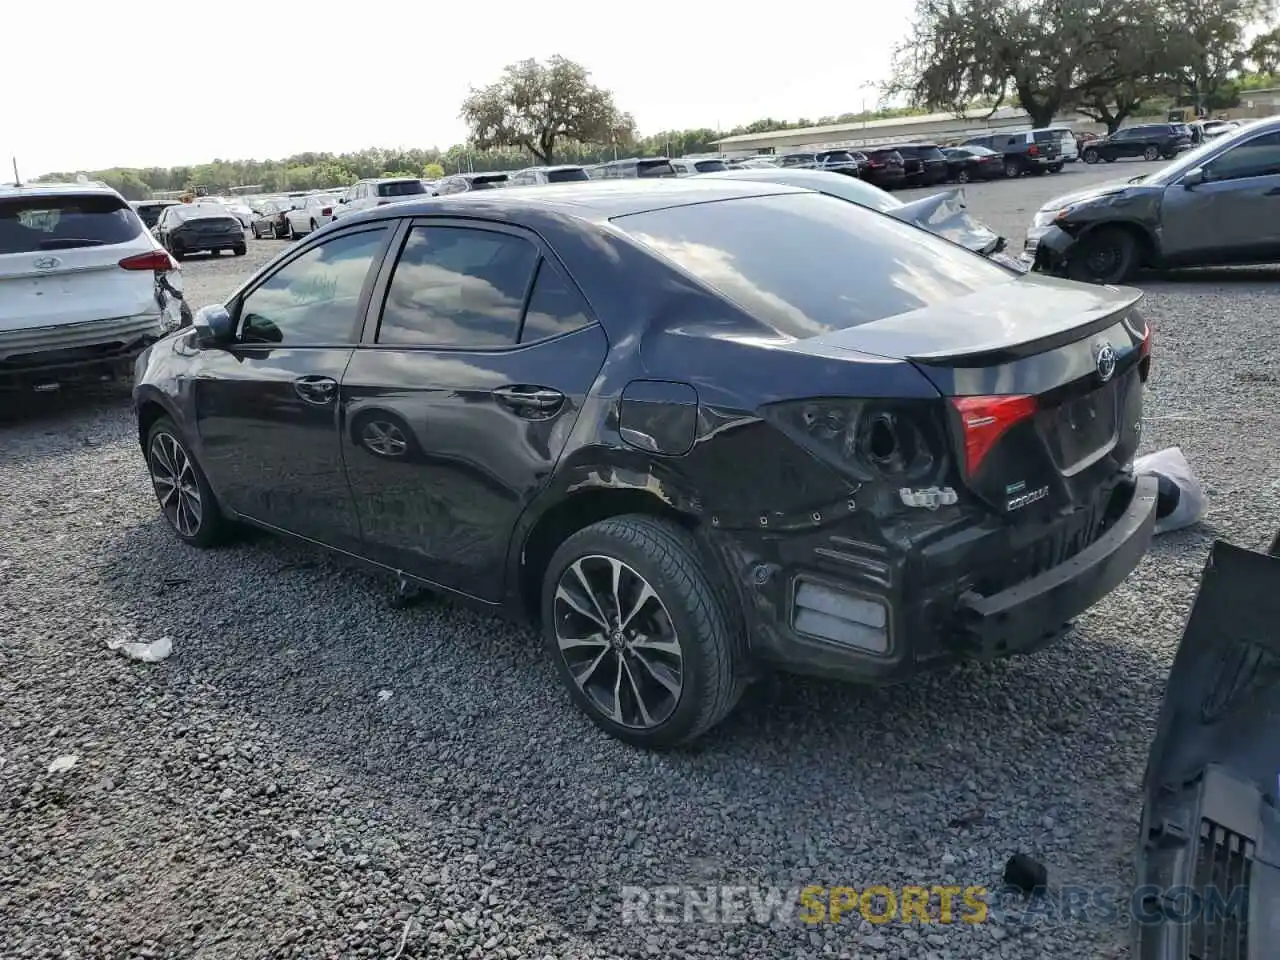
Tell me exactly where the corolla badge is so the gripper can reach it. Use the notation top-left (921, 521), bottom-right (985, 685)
top-left (32, 255), bottom-right (61, 270)
top-left (1092, 340), bottom-right (1117, 382)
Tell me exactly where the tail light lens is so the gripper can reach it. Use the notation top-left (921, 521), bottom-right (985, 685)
top-left (1028, 144), bottom-right (1040, 156)
top-left (950, 395), bottom-right (1039, 475)
top-left (321, 207), bottom-right (332, 217)
top-left (119, 250), bottom-right (176, 271)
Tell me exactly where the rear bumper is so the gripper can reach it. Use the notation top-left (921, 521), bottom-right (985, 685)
top-left (0, 314), bottom-right (167, 390)
top-left (709, 475), bottom-right (1157, 684)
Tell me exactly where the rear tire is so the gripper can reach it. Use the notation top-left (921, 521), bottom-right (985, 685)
top-left (251, 224), bottom-right (261, 239)
top-left (541, 515), bottom-right (745, 748)
top-left (1142, 145), bottom-right (1160, 161)
top-left (1003, 159), bottom-right (1021, 178)
top-left (1068, 226), bottom-right (1139, 285)
top-left (1048, 163), bottom-right (1064, 173)
top-left (956, 169), bottom-right (970, 183)
top-left (145, 417), bottom-right (231, 549)
top-left (310, 219), bottom-right (318, 232)
top-left (233, 244), bottom-right (246, 256)
top-left (286, 220), bottom-right (296, 240)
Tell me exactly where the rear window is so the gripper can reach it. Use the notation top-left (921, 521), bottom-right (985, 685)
top-left (0, 194), bottom-right (143, 254)
top-left (546, 167), bottom-right (589, 183)
top-left (1032, 130), bottom-right (1061, 142)
top-left (614, 193), bottom-right (1012, 338)
top-left (636, 159), bottom-right (676, 178)
top-left (693, 159), bottom-right (728, 173)
top-left (377, 180), bottom-right (427, 198)
top-left (918, 147), bottom-right (945, 160)
top-left (865, 149), bottom-right (901, 162)
top-left (817, 151), bottom-right (855, 164)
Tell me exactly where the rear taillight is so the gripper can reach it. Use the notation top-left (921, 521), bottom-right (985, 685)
top-left (765, 399), bottom-right (944, 487)
top-left (321, 207), bottom-right (332, 217)
top-left (119, 250), bottom-right (176, 271)
top-left (1028, 144), bottom-right (1039, 157)
top-left (950, 395), bottom-right (1039, 475)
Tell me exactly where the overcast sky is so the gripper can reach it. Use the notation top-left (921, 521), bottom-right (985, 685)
top-left (1, 2), bottom-right (911, 178)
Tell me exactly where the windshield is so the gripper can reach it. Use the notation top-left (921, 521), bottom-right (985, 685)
top-left (613, 192), bottom-right (1013, 339)
top-left (377, 180), bottom-right (427, 198)
top-left (546, 167), bottom-right (590, 182)
top-left (0, 195), bottom-right (144, 254)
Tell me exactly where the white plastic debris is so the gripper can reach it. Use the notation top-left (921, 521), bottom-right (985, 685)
top-left (105, 634), bottom-right (173, 663)
top-left (1134, 446), bottom-right (1207, 534)
top-left (377, 689), bottom-right (394, 703)
top-left (48, 755), bottom-right (79, 774)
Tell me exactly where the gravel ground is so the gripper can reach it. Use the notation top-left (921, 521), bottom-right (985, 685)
top-left (3, 165), bottom-right (1279, 960)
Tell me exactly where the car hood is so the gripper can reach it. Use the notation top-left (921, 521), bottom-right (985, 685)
top-left (889, 188), bottom-right (1003, 254)
top-left (1134, 535), bottom-right (1280, 958)
top-left (1037, 179), bottom-right (1153, 213)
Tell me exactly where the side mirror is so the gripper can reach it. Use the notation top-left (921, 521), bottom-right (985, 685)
top-left (192, 304), bottom-right (234, 347)
top-left (1182, 167), bottom-right (1205, 188)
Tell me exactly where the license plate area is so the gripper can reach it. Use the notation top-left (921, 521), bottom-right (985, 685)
top-left (1038, 381), bottom-right (1119, 476)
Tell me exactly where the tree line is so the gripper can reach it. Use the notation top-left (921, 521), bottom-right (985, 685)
top-left (891, 0), bottom-right (1280, 131)
top-left (37, 3), bottom-right (1280, 200)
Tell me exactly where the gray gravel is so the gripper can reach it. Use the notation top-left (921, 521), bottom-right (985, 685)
top-left (3, 169), bottom-right (1279, 959)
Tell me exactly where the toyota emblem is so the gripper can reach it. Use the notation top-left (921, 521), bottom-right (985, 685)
top-left (32, 256), bottom-right (61, 270)
top-left (1093, 340), bottom-right (1117, 382)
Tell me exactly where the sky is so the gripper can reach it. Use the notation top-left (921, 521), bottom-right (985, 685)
top-left (1, 2), bottom-right (913, 178)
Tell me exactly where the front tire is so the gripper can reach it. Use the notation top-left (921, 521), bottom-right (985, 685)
top-left (1083, 148), bottom-right (1099, 164)
top-left (956, 169), bottom-right (970, 183)
top-left (310, 219), bottom-right (318, 233)
top-left (542, 515), bottom-right (744, 748)
top-left (1068, 226), bottom-right (1139, 285)
top-left (233, 244), bottom-right (246, 256)
top-left (146, 417), bottom-right (230, 548)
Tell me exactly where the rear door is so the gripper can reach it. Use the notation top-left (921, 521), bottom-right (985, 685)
top-left (340, 219), bottom-right (609, 599)
top-left (191, 225), bottom-right (394, 550)
top-left (0, 193), bottom-right (159, 332)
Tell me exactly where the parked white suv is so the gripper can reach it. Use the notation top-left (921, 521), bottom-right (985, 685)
top-left (331, 177), bottom-right (428, 219)
top-left (0, 181), bottom-right (188, 392)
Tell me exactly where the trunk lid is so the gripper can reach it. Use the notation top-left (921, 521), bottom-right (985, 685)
top-left (811, 274), bottom-right (1149, 516)
top-left (1135, 535), bottom-right (1280, 960)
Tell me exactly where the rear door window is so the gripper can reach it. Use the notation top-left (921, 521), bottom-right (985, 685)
top-left (613, 193), bottom-right (1012, 338)
top-left (519, 260), bottom-right (594, 342)
top-left (693, 159), bottom-right (728, 173)
top-left (376, 226), bottom-right (538, 347)
top-left (0, 194), bottom-right (143, 254)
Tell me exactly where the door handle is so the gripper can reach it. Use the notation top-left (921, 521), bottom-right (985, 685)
top-left (492, 384), bottom-right (565, 416)
top-left (294, 375), bottom-right (337, 405)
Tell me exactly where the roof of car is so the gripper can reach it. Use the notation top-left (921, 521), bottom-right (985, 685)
top-left (0, 181), bottom-right (120, 199)
top-left (335, 178), bottom-right (809, 225)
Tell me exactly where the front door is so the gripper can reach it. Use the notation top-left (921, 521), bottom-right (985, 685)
top-left (1161, 131), bottom-right (1280, 265)
top-left (340, 220), bottom-right (609, 600)
top-left (192, 225), bottom-right (394, 550)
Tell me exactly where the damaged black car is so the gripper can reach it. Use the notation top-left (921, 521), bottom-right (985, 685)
top-left (1025, 115), bottom-right (1280, 284)
top-left (133, 178), bottom-right (1157, 747)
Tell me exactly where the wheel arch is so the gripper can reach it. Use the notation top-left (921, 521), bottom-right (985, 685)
top-left (136, 392), bottom-right (177, 453)
top-left (515, 484), bottom-right (699, 628)
top-left (1075, 218), bottom-right (1159, 267)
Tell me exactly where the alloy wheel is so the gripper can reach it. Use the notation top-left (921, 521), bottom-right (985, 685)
top-left (553, 555), bottom-right (684, 729)
top-left (149, 432), bottom-right (202, 537)
top-left (361, 419), bottom-right (408, 457)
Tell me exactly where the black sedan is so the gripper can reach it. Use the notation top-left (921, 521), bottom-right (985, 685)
top-left (249, 199), bottom-right (295, 239)
top-left (1026, 116), bottom-right (1280, 283)
top-left (942, 145), bottom-right (1006, 182)
top-left (153, 203), bottom-right (245, 259)
top-left (134, 178), bottom-right (1156, 747)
